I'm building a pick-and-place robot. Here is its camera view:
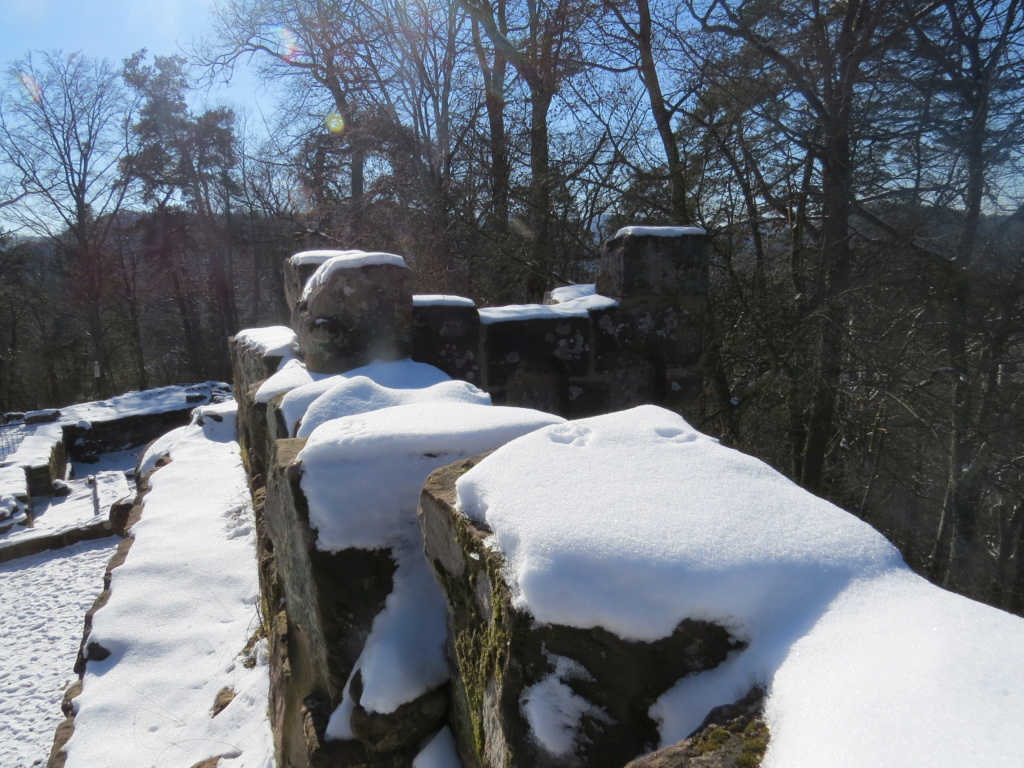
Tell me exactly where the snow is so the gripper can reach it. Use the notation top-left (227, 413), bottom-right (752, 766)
top-left (520, 654), bottom-right (609, 757)
top-left (547, 283), bottom-right (596, 303)
top-left (0, 470), bottom-right (130, 551)
top-left (412, 727), bottom-right (462, 768)
top-left (3, 423), bottom-right (63, 469)
top-left (0, 382), bottom-right (229, 478)
top-left (254, 357), bottom-right (332, 404)
top-left (62, 401), bottom-right (273, 768)
top-left (300, 251), bottom-right (408, 301)
top-left (235, 325), bottom-right (299, 366)
top-left (324, 543), bottom-right (450, 735)
top-left (479, 293), bottom-right (617, 325)
top-left (413, 294), bottom-right (476, 308)
top-left (298, 402), bottom-right (563, 552)
top-left (278, 359), bottom-right (458, 436)
top-left (0, 464), bottom-right (27, 498)
top-left (454, 405), bottom-right (1024, 766)
top-left (613, 226), bottom-right (707, 238)
top-left (299, 400), bottom-right (561, 733)
top-left (0, 538), bottom-right (117, 767)
top-left (60, 382), bottom-right (229, 424)
top-left (295, 378), bottom-right (491, 439)
top-left (289, 248), bottom-right (367, 267)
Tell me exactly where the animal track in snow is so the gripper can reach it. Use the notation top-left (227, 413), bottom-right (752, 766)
top-left (547, 423), bottom-right (593, 447)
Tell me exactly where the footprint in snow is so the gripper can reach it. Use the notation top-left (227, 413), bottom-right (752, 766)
top-left (547, 423), bottom-right (592, 447)
top-left (654, 426), bottom-right (700, 444)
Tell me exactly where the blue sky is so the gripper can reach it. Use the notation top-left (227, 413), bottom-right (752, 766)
top-left (0, 0), bottom-right (264, 112)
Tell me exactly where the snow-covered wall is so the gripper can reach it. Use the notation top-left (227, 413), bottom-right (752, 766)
top-left (274, 230), bottom-right (710, 422)
top-left (227, 228), bottom-right (715, 768)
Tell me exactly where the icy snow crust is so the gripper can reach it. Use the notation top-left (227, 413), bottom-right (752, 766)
top-left (547, 283), bottom-right (596, 303)
top-left (289, 248), bottom-right (367, 266)
top-left (299, 402), bottom-right (562, 552)
top-left (296, 378), bottom-right (491, 439)
top-left (59, 382), bottom-right (228, 423)
top-left (455, 405), bottom-right (1024, 765)
top-left (63, 401), bottom-right (273, 768)
top-left (278, 359), bottom-right (464, 437)
top-left (613, 225), bottom-right (707, 238)
top-left (479, 293), bottom-right (617, 324)
top-left (255, 357), bottom-right (333, 403)
top-left (235, 325), bottom-right (299, 364)
top-left (300, 250), bottom-right (408, 301)
top-left (413, 294), bottom-right (476, 307)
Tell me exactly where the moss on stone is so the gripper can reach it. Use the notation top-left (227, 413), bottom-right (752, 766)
top-left (696, 727), bottom-right (732, 755)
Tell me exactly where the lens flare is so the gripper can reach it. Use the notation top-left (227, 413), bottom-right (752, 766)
top-left (17, 74), bottom-right (42, 103)
top-left (325, 113), bottom-right (345, 133)
top-left (271, 25), bottom-right (300, 61)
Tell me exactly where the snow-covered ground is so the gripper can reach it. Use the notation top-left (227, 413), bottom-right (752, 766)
top-left (61, 401), bottom-right (273, 768)
top-left (0, 449), bottom-right (137, 766)
top-left (0, 393), bottom-right (270, 768)
top-left (0, 538), bottom-right (116, 768)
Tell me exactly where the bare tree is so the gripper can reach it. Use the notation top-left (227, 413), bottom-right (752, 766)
top-left (0, 51), bottom-right (133, 397)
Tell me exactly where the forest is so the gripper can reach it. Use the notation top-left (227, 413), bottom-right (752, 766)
top-left (0, 0), bottom-right (1022, 613)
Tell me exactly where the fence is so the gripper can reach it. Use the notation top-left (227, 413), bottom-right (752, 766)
top-left (0, 423), bottom-right (25, 462)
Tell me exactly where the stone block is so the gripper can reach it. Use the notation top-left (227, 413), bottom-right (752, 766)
top-left (563, 378), bottom-right (612, 420)
top-left (294, 265), bottom-right (413, 374)
top-left (263, 438), bottom-right (398, 766)
top-left (229, 337), bottom-right (284, 476)
top-left (63, 408), bottom-right (198, 463)
top-left (596, 231), bottom-right (709, 306)
top-left (419, 457), bottom-right (739, 768)
top-left (26, 439), bottom-right (66, 497)
top-left (591, 305), bottom-right (705, 373)
top-left (481, 317), bottom-right (590, 390)
top-left (411, 305), bottom-right (481, 384)
top-left (284, 259), bottom-right (328, 313)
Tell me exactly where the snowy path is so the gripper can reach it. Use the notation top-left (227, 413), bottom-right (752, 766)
top-left (0, 537), bottom-right (116, 768)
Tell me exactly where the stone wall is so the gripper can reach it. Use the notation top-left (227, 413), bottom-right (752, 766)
top-left (62, 407), bottom-right (201, 463)
top-left (229, 228), bottom-right (714, 768)
top-left (411, 230), bottom-right (709, 420)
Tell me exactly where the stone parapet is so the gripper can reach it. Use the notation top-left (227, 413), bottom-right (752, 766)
top-left (294, 264), bottom-right (413, 374)
top-left (419, 456), bottom-right (738, 768)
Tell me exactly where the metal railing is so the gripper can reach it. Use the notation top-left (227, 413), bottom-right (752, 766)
top-left (0, 423), bottom-right (26, 462)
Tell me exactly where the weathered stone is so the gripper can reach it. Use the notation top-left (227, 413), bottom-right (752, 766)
top-left (0, 518), bottom-right (112, 564)
top-left (411, 304), bottom-right (481, 384)
top-left (300, 695), bottom-right (418, 768)
top-left (623, 688), bottom-right (769, 768)
top-left (46, 679), bottom-right (81, 768)
top-left (481, 317), bottom-right (590, 399)
top-left (263, 438), bottom-right (398, 766)
top-left (592, 305), bottom-right (705, 372)
top-left (26, 439), bottom-right (66, 496)
top-left (294, 264), bottom-right (413, 374)
top-left (212, 686), bottom-right (236, 717)
top-left (284, 258), bottom-right (328, 313)
top-left (229, 336), bottom-right (285, 476)
top-left (349, 670), bottom-right (449, 752)
top-left (419, 457), bottom-right (741, 768)
top-left (25, 408), bottom-right (61, 424)
top-left (502, 358), bottom-right (565, 414)
top-left (108, 498), bottom-right (138, 538)
top-left (595, 231), bottom-right (709, 306)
